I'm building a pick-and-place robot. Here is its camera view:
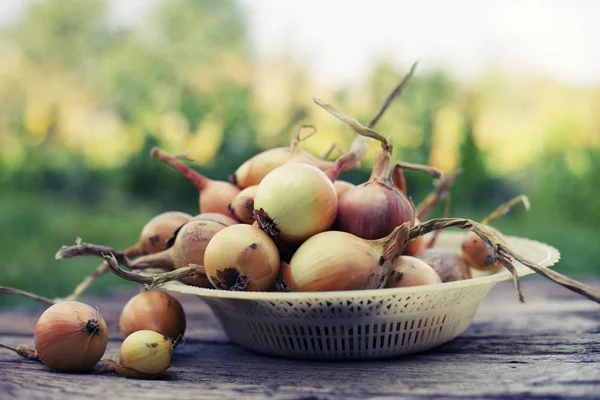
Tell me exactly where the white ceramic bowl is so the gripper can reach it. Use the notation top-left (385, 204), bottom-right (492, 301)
top-left (161, 231), bottom-right (560, 360)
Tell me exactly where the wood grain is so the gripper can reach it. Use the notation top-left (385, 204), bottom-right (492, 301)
top-left (1, 276), bottom-right (599, 400)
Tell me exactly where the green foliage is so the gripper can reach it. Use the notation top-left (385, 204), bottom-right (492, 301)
top-left (0, 0), bottom-right (598, 308)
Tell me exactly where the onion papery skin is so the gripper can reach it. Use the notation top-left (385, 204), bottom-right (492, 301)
top-left (33, 301), bottom-right (108, 372)
top-left (200, 181), bottom-right (241, 216)
top-left (190, 212), bottom-right (239, 226)
top-left (171, 219), bottom-right (230, 287)
top-left (283, 225), bottom-right (409, 292)
top-left (231, 147), bottom-right (336, 190)
top-left (336, 181), bottom-right (415, 240)
top-left (228, 185), bottom-right (258, 224)
top-left (118, 330), bottom-right (173, 377)
top-left (254, 163), bottom-right (338, 244)
top-left (333, 180), bottom-right (355, 199)
top-left (417, 249), bottom-right (473, 282)
top-left (119, 291), bottom-right (186, 340)
top-left (136, 212), bottom-right (193, 255)
top-left (385, 256), bottom-right (442, 288)
top-left (133, 218), bottom-right (233, 287)
top-left (230, 147), bottom-right (293, 189)
top-left (204, 225), bottom-right (280, 291)
top-left (461, 228), bottom-right (504, 272)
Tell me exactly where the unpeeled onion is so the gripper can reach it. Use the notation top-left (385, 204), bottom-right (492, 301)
top-left (385, 256), bottom-right (442, 288)
top-left (314, 99), bottom-right (415, 240)
top-left (34, 301), bottom-right (108, 372)
top-left (133, 216), bottom-right (233, 287)
top-left (254, 163), bottom-right (338, 244)
top-left (417, 249), bottom-right (472, 282)
top-left (461, 227), bottom-right (504, 273)
top-left (131, 211), bottom-right (193, 256)
top-left (282, 223), bottom-right (410, 291)
top-left (461, 195), bottom-right (529, 272)
top-left (119, 290), bottom-right (186, 340)
top-left (189, 212), bottom-right (239, 225)
top-left (107, 330), bottom-right (174, 379)
top-left (333, 180), bottom-right (355, 198)
top-left (151, 147), bottom-right (240, 215)
top-left (230, 125), bottom-right (336, 189)
top-left (228, 185), bottom-right (258, 224)
top-left (204, 224), bottom-right (280, 291)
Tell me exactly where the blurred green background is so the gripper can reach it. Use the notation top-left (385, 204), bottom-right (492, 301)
top-left (1, 0), bottom-right (599, 306)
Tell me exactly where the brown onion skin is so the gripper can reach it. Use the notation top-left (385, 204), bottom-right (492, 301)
top-left (136, 212), bottom-right (193, 255)
top-left (150, 147), bottom-right (240, 216)
top-left (199, 181), bottom-right (241, 216)
top-left (229, 147), bottom-right (293, 189)
top-left (230, 147), bottom-right (336, 190)
top-left (282, 225), bottom-right (409, 292)
top-left (119, 290), bottom-right (186, 340)
top-left (34, 302), bottom-right (108, 372)
top-left (336, 181), bottom-right (415, 240)
top-left (228, 185), bottom-right (258, 224)
top-left (385, 256), bottom-right (442, 288)
top-left (417, 249), bottom-right (472, 282)
top-left (190, 212), bottom-right (239, 226)
top-left (204, 225), bottom-right (280, 291)
top-left (333, 180), bottom-right (355, 199)
top-left (133, 217), bottom-right (234, 287)
top-left (461, 227), bottom-right (504, 272)
top-left (172, 219), bottom-right (230, 287)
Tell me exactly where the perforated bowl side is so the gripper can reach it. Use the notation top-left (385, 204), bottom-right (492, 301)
top-left (161, 232), bottom-right (560, 360)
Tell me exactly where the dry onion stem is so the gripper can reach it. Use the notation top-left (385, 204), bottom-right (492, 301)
top-left (0, 287), bottom-right (56, 305)
top-left (416, 169), bottom-right (463, 221)
top-left (411, 218), bottom-right (600, 304)
top-left (56, 238), bottom-right (132, 267)
top-left (481, 194), bottom-right (531, 225)
top-left (368, 61), bottom-right (419, 130)
top-left (55, 239), bottom-right (205, 289)
top-left (394, 161), bottom-right (442, 180)
top-left (330, 60), bottom-right (419, 161)
top-left (101, 254), bottom-right (201, 290)
top-left (0, 343), bottom-right (40, 361)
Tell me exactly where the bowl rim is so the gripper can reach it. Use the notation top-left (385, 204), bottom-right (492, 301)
top-left (159, 232), bottom-right (560, 301)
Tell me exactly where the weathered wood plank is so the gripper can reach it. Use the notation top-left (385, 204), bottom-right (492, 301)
top-left (0, 276), bottom-right (599, 399)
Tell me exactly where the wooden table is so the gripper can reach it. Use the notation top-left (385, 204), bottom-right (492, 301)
top-left (1, 277), bottom-right (599, 399)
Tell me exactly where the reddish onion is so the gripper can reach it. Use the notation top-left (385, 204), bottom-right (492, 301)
top-left (333, 180), bottom-right (355, 198)
top-left (150, 147), bottom-right (240, 215)
top-left (462, 195), bottom-right (530, 272)
top-left (314, 98), bottom-right (418, 240)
